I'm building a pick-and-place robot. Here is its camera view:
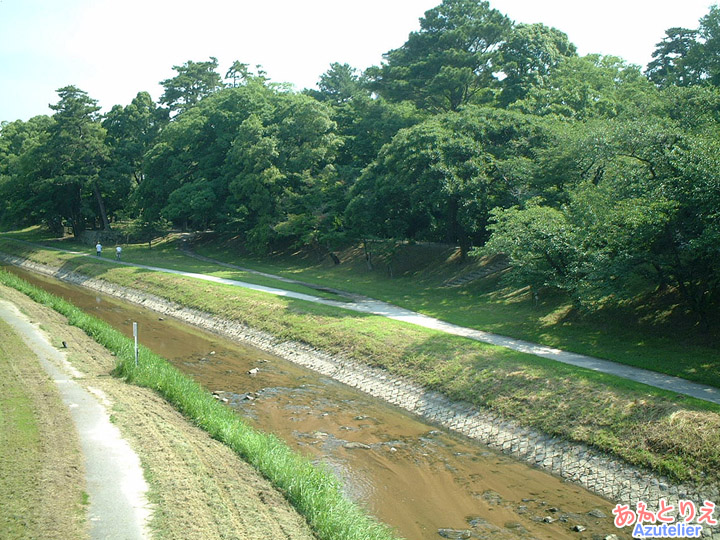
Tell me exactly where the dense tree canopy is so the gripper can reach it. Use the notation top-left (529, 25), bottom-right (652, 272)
top-left (512, 54), bottom-right (657, 120)
top-left (646, 5), bottom-right (720, 88)
top-left (497, 22), bottom-right (577, 106)
top-left (367, 0), bottom-right (512, 111)
top-left (1, 1), bottom-right (720, 326)
top-left (160, 57), bottom-right (223, 115)
top-left (646, 27), bottom-right (703, 87)
top-left (0, 86), bottom-right (109, 235)
top-left (346, 107), bottom-right (547, 255)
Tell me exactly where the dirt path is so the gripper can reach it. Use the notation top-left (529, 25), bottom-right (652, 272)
top-left (0, 284), bottom-right (317, 540)
top-left (1, 296), bottom-right (153, 539)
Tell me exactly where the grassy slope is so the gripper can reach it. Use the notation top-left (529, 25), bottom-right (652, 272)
top-left (10, 228), bottom-right (718, 388)
top-left (1, 233), bottom-right (719, 487)
top-left (192, 236), bottom-right (720, 389)
top-left (0, 270), bottom-right (398, 540)
top-left (0, 318), bottom-right (87, 539)
top-left (0, 321), bottom-right (44, 538)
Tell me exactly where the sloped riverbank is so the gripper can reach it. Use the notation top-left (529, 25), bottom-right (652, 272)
top-left (2, 253), bottom-right (718, 535)
top-left (0, 283), bottom-right (319, 540)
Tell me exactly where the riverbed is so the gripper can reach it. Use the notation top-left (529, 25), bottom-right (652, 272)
top-left (3, 266), bottom-right (628, 540)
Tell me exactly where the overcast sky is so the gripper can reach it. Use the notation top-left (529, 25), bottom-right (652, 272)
top-left (0, 0), bottom-right (715, 123)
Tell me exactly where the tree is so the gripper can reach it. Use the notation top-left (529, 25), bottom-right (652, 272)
top-left (497, 23), bottom-right (577, 107)
top-left (140, 79), bottom-right (276, 224)
top-left (140, 82), bottom-right (342, 250)
top-left (162, 180), bottom-right (217, 230)
top-left (646, 5), bottom-right (720, 88)
top-left (224, 61), bottom-right (270, 88)
top-left (102, 92), bottom-right (166, 217)
top-left (347, 107), bottom-right (545, 256)
top-left (334, 95), bottom-right (424, 180)
top-left (697, 5), bottom-right (720, 85)
top-left (223, 92), bottom-right (342, 250)
top-left (0, 87), bottom-right (110, 235)
top-left (44, 86), bottom-right (109, 234)
top-left (305, 63), bottom-right (425, 181)
top-left (225, 61), bottom-right (251, 87)
top-left (483, 118), bottom-right (720, 329)
top-left (652, 85), bottom-right (720, 132)
top-left (513, 55), bottom-right (656, 120)
top-left (0, 116), bottom-right (53, 229)
top-left (367, 0), bottom-right (512, 111)
top-left (646, 27), bottom-right (702, 87)
top-left (481, 201), bottom-right (579, 293)
top-left (160, 57), bottom-right (223, 115)
top-left (310, 62), bottom-right (365, 105)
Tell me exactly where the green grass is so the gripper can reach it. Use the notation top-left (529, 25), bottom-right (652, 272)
top-left (0, 270), bottom-right (399, 540)
top-left (192, 236), bottom-right (720, 389)
top-left (5, 228), bottom-right (718, 388)
top-left (2, 241), bottom-right (720, 489)
top-left (4, 233), bottom-right (347, 301)
top-left (1, 235), bottom-right (720, 487)
top-left (0, 320), bottom-right (43, 539)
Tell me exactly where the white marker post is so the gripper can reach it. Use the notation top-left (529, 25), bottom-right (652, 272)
top-left (133, 322), bottom-right (139, 367)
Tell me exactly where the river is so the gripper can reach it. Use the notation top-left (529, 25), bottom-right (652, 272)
top-left (2, 266), bottom-right (628, 540)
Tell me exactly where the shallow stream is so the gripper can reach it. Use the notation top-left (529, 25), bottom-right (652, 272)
top-left (4, 266), bottom-right (630, 540)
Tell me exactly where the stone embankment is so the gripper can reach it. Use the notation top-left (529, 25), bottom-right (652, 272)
top-left (2, 253), bottom-right (718, 539)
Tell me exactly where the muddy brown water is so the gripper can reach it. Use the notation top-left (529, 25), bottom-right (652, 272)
top-left (4, 267), bottom-right (631, 540)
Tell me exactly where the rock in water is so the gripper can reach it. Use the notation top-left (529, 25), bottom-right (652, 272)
top-left (343, 442), bottom-right (371, 450)
top-left (437, 529), bottom-right (472, 539)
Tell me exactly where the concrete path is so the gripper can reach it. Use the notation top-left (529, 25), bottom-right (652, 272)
top-left (0, 298), bottom-right (151, 540)
top-left (4, 238), bottom-right (720, 405)
top-left (116, 256), bottom-right (720, 405)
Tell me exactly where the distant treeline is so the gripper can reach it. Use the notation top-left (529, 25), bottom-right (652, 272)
top-left (1, 0), bottom-right (719, 324)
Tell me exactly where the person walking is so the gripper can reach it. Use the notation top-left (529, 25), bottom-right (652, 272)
top-left (96, 242), bottom-right (102, 256)
top-left (115, 245), bottom-right (122, 260)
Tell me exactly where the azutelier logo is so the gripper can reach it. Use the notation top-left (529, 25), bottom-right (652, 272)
top-left (612, 499), bottom-right (717, 539)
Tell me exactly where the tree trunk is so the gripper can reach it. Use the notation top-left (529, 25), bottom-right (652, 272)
top-left (447, 196), bottom-right (470, 261)
top-left (69, 212), bottom-right (84, 237)
top-left (447, 196), bottom-right (459, 244)
top-left (325, 241), bottom-right (341, 265)
top-left (92, 182), bottom-right (111, 230)
top-left (459, 237), bottom-right (470, 262)
top-left (363, 239), bottom-right (373, 270)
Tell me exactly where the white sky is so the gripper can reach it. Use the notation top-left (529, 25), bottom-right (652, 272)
top-left (0, 0), bottom-right (715, 123)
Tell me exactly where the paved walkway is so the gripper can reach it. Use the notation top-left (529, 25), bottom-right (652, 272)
top-left (0, 298), bottom-right (151, 540)
top-left (3, 239), bottom-right (720, 405)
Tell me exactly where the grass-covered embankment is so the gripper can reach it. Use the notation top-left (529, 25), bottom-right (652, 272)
top-left (0, 320), bottom-right (49, 537)
top-left (0, 317), bottom-right (87, 539)
top-left (1, 236), bottom-right (720, 487)
top-left (0, 270), bottom-right (399, 540)
top-left (6, 228), bottom-right (719, 388)
top-left (191, 236), bottom-right (720, 389)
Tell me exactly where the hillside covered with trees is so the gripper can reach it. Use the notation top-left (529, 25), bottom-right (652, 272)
top-left (1, 0), bottom-right (719, 329)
